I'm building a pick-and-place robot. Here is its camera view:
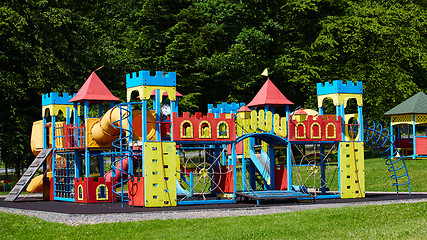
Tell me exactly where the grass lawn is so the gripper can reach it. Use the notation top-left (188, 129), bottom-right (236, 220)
top-left (0, 202), bottom-right (426, 239)
top-left (365, 157), bottom-right (427, 192)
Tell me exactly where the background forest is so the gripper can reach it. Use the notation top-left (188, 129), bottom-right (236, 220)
top-left (0, 0), bottom-right (426, 177)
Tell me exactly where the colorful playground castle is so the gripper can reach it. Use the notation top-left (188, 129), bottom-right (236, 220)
top-left (5, 70), bottom-right (411, 206)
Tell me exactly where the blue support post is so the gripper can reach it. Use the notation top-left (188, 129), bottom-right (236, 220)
top-left (84, 100), bottom-right (90, 178)
top-left (285, 105), bottom-right (292, 191)
top-left (73, 102), bottom-right (79, 124)
top-left (155, 89), bottom-right (161, 141)
top-left (268, 143), bottom-right (275, 190)
top-left (66, 107), bottom-right (70, 125)
top-left (127, 103), bottom-right (133, 176)
top-left (413, 114), bottom-right (416, 159)
top-left (320, 145), bottom-right (326, 194)
top-left (390, 117), bottom-right (394, 156)
top-left (222, 144), bottom-right (227, 165)
top-left (98, 103), bottom-right (103, 118)
top-left (75, 150), bottom-right (80, 179)
top-left (242, 158), bottom-right (247, 191)
top-left (99, 154), bottom-right (104, 178)
top-left (232, 142), bottom-right (237, 199)
top-left (337, 144), bottom-right (341, 195)
top-left (189, 172), bottom-right (194, 197)
top-left (358, 105), bottom-right (363, 142)
top-left (171, 100), bottom-right (177, 140)
top-left (249, 161), bottom-right (256, 190)
top-left (51, 115), bottom-right (56, 196)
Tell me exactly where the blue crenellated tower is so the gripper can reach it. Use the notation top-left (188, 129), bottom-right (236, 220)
top-left (317, 80), bottom-right (365, 198)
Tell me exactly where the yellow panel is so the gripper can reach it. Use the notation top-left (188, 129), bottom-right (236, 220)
top-left (273, 114), bottom-right (280, 135)
top-left (250, 110), bottom-right (258, 132)
top-left (127, 86), bottom-right (176, 102)
top-left (265, 111), bottom-right (273, 132)
top-left (85, 118), bottom-right (113, 149)
top-left (243, 138), bottom-right (250, 158)
top-left (42, 104), bottom-right (77, 117)
top-left (318, 93), bottom-right (363, 108)
top-left (391, 114), bottom-right (413, 126)
top-left (31, 120), bottom-right (44, 155)
top-left (339, 142), bottom-right (365, 198)
top-left (144, 142), bottom-right (177, 207)
top-left (415, 114), bottom-right (427, 124)
top-left (54, 122), bottom-right (66, 148)
top-left (258, 110), bottom-right (265, 131)
top-left (280, 117), bottom-right (287, 138)
top-left (344, 113), bottom-right (360, 142)
top-left (236, 116), bottom-right (244, 136)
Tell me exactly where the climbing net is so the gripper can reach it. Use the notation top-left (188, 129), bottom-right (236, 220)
top-left (178, 145), bottom-right (233, 201)
top-left (292, 144), bottom-right (339, 196)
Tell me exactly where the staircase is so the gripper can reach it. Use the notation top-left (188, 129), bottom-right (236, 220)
top-left (5, 148), bottom-right (53, 202)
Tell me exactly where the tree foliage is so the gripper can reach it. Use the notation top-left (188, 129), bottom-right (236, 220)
top-left (0, 0), bottom-right (425, 176)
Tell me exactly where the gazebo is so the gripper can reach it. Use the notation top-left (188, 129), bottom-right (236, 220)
top-left (385, 92), bottom-right (427, 159)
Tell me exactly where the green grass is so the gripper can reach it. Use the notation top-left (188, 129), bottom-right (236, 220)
top-left (1, 202), bottom-right (427, 239)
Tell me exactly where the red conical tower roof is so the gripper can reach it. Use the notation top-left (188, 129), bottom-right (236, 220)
top-left (247, 78), bottom-right (293, 107)
top-left (69, 72), bottom-right (119, 103)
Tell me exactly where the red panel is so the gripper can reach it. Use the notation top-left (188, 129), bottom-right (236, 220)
top-left (274, 165), bottom-right (287, 190)
top-left (312, 124), bottom-right (321, 138)
top-left (214, 165), bottom-right (234, 193)
top-left (128, 177), bottom-right (144, 206)
top-left (416, 137), bottom-right (427, 155)
top-left (227, 141), bottom-right (243, 155)
top-left (289, 115), bottom-right (342, 142)
top-left (74, 177), bottom-right (115, 203)
top-left (172, 112), bottom-right (236, 142)
top-left (394, 138), bottom-right (413, 148)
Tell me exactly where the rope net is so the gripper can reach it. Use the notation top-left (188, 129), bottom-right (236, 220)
top-left (178, 145), bottom-right (233, 202)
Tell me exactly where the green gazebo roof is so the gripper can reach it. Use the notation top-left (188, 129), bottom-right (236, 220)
top-left (385, 92), bottom-right (427, 115)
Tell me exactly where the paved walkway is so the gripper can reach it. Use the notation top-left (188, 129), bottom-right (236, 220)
top-left (1, 192), bottom-right (426, 226)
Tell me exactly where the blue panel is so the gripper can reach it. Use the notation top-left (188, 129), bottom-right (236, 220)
top-left (42, 92), bottom-right (75, 106)
top-left (298, 194), bottom-right (341, 200)
top-left (208, 102), bottom-right (245, 114)
top-left (53, 197), bottom-right (76, 202)
top-left (249, 147), bottom-right (270, 182)
top-left (316, 80), bottom-right (363, 95)
top-left (126, 70), bottom-right (176, 88)
top-left (177, 199), bottom-right (235, 205)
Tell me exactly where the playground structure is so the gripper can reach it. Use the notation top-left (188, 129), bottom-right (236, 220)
top-left (384, 92), bottom-right (427, 159)
top-left (5, 70), bottom-right (411, 206)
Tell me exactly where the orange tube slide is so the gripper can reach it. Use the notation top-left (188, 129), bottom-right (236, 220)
top-left (90, 106), bottom-right (130, 145)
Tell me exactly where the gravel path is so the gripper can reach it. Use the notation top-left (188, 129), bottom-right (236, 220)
top-left (1, 194), bottom-right (427, 226)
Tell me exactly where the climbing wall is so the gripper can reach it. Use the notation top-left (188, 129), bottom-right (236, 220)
top-left (339, 142), bottom-right (365, 198)
top-left (53, 151), bottom-right (76, 200)
top-left (144, 142), bottom-right (178, 207)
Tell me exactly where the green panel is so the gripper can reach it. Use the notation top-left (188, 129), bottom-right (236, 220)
top-left (144, 142), bottom-right (177, 207)
top-left (339, 142), bottom-right (365, 198)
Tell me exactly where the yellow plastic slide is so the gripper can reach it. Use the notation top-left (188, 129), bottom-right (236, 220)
top-left (26, 172), bottom-right (52, 193)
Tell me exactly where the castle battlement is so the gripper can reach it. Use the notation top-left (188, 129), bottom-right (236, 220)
top-left (42, 92), bottom-right (75, 106)
top-left (208, 102), bottom-right (245, 114)
top-left (126, 70), bottom-right (176, 88)
top-left (317, 80), bottom-right (363, 95)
